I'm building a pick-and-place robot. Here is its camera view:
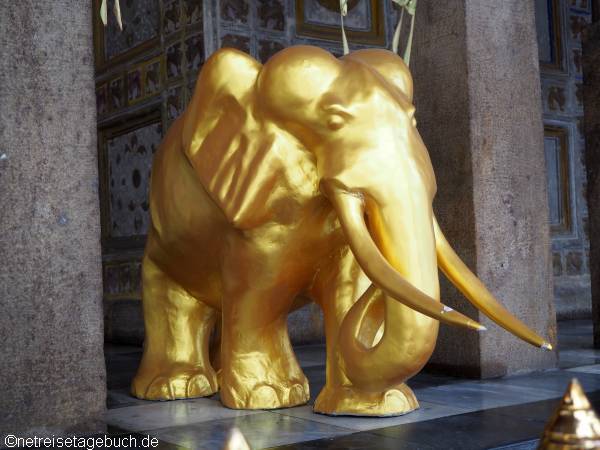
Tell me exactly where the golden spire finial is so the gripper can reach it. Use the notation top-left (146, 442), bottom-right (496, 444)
top-left (222, 428), bottom-right (251, 450)
top-left (538, 378), bottom-right (600, 449)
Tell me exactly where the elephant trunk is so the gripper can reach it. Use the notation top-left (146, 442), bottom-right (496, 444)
top-left (321, 180), bottom-right (552, 391)
top-left (323, 180), bottom-right (481, 391)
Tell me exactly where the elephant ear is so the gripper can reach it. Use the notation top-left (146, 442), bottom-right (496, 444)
top-left (343, 49), bottom-right (413, 102)
top-left (182, 48), bottom-right (317, 229)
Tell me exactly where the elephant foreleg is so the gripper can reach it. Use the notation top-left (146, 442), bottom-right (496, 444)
top-left (218, 287), bottom-right (310, 409)
top-left (131, 254), bottom-right (219, 400)
top-left (218, 245), bottom-right (310, 409)
top-left (311, 247), bottom-right (419, 416)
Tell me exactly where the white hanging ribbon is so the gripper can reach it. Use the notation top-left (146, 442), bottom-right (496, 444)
top-left (100, 0), bottom-right (108, 26)
top-left (339, 0), bottom-right (349, 55)
top-left (391, 0), bottom-right (417, 66)
top-left (392, 7), bottom-right (404, 56)
top-left (114, 0), bottom-right (123, 31)
top-left (100, 0), bottom-right (123, 31)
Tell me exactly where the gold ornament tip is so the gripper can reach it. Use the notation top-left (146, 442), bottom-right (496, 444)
top-left (541, 342), bottom-right (553, 351)
top-left (222, 428), bottom-right (251, 450)
top-left (477, 325), bottom-right (487, 332)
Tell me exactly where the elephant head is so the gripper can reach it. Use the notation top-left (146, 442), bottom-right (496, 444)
top-left (181, 46), bottom-right (551, 391)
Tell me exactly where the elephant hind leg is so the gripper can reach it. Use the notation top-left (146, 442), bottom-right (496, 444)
top-left (131, 255), bottom-right (219, 400)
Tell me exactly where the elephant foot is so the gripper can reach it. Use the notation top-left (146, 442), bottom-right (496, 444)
top-left (220, 376), bottom-right (310, 410)
top-left (131, 365), bottom-right (219, 400)
top-left (313, 383), bottom-right (419, 417)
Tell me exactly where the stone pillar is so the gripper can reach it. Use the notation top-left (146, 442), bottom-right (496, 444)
top-left (0, 1), bottom-right (106, 437)
top-left (412, 0), bottom-right (557, 377)
top-left (583, 22), bottom-right (600, 348)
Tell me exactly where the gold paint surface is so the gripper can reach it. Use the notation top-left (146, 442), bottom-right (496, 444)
top-left (131, 46), bottom-right (551, 416)
top-left (539, 379), bottom-right (600, 449)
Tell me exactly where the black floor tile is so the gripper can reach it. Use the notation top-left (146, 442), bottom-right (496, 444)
top-left (370, 409), bottom-right (546, 450)
top-left (265, 431), bottom-right (437, 450)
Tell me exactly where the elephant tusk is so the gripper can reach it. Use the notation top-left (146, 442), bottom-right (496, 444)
top-left (433, 216), bottom-right (553, 350)
top-left (323, 181), bottom-right (485, 332)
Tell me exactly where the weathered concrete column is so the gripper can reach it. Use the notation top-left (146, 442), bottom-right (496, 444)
top-left (412, 0), bottom-right (557, 377)
top-left (583, 22), bottom-right (600, 348)
top-left (0, 1), bottom-right (106, 436)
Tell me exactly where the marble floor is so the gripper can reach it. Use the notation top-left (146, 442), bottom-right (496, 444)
top-left (102, 320), bottom-right (600, 449)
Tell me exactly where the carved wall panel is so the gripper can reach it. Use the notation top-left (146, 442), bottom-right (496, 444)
top-left (544, 126), bottom-right (572, 234)
top-left (98, 112), bottom-right (162, 249)
top-left (295, 0), bottom-right (384, 45)
top-left (94, 0), bottom-right (205, 343)
top-left (536, 0), bottom-right (592, 318)
top-left (93, 0), bottom-right (161, 69)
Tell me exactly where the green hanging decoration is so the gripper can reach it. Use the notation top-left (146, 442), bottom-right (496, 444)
top-left (339, 0), bottom-right (350, 55)
top-left (338, 0), bottom-right (417, 64)
top-left (391, 0), bottom-right (417, 66)
top-left (100, 0), bottom-right (123, 31)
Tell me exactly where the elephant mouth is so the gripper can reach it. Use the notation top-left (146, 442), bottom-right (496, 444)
top-left (321, 179), bottom-right (552, 349)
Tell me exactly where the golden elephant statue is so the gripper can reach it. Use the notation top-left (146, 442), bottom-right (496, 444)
top-left (131, 46), bottom-right (551, 416)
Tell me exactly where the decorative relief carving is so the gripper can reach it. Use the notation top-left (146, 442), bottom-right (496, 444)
top-left (166, 85), bottom-right (184, 124)
top-left (109, 76), bottom-right (125, 111)
top-left (257, 0), bottom-right (285, 31)
top-left (144, 57), bottom-right (162, 97)
top-left (316, 0), bottom-right (360, 12)
top-left (95, 0), bottom-right (160, 68)
top-left (221, 0), bottom-right (249, 24)
top-left (569, 14), bottom-right (590, 40)
top-left (107, 125), bottom-right (159, 238)
top-left (295, 0), bottom-right (385, 45)
top-left (96, 83), bottom-right (108, 117)
top-left (99, 114), bottom-right (163, 249)
top-left (166, 42), bottom-right (184, 80)
top-left (164, 0), bottom-right (183, 35)
top-left (127, 65), bottom-right (144, 104)
top-left (184, 0), bottom-right (203, 25)
top-left (185, 34), bottom-right (205, 72)
top-left (103, 260), bottom-right (142, 298)
top-left (221, 34), bottom-right (251, 53)
top-left (570, 0), bottom-right (590, 12)
top-left (572, 48), bottom-right (583, 74)
top-left (548, 85), bottom-right (567, 111)
top-left (258, 40), bottom-right (285, 63)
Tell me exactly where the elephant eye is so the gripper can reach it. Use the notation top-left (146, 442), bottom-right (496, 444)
top-left (323, 104), bottom-right (352, 131)
top-left (327, 114), bottom-right (346, 131)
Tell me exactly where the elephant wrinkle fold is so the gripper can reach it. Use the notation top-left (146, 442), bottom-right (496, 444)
top-left (132, 46), bottom-right (552, 416)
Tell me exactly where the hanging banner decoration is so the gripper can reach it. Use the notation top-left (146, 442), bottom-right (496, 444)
top-left (100, 0), bottom-right (123, 31)
top-left (114, 0), bottom-right (123, 31)
top-left (339, 0), bottom-right (350, 55)
top-left (100, 0), bottom-right (108, 26)
top-left (391, 0), bottom-right (417, 66)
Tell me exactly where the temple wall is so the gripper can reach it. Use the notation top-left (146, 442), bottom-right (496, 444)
top-left (536, 0), bottom-right (593, 319)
